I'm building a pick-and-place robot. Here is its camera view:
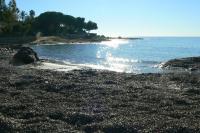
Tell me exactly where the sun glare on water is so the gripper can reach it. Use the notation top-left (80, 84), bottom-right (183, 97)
top-left (95, 40), bottom-right (140, 73)
top-left (100, 39), bottom-right (129, 48)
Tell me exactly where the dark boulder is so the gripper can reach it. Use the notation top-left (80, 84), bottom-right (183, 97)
top-left (162, 57), bottom-right (200, 70)
top-left (11, 47), bottom-right (39, 65)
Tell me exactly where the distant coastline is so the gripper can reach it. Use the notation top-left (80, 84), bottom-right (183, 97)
top-left (0, 36), bottom-right (143, 46)
top-left (31, 36), bottom-right (109, 45)
top-left (0, 35), bottom-right (109, 46)
top-left (32, 36), bottom-right (144, 45)
top-left (110, 37), bottom-right (143, 40)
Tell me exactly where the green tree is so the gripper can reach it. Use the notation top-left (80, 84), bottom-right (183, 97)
top-left (8, 0), bottom-right (19, 20)
top-left (85, 21), bottom-right (98, 32)
top-left (34, 11), bottom-right (98, 35)
top-left (75, 17), bottom-right (85, 33)
top-left (23, 10), bottom-right (36, 35)
top-left (0, 0), bottom-right (32, 36)
top-left (20, 10), bottom-right (26, 22)
top-left (34, 12), bottom-right (65, 35)
top-left (0, 0), bottom-right (6, 21)
top-left (0, 0), bottom-right (6, 11)
top-left (29, 10), bottom-right (35, 19)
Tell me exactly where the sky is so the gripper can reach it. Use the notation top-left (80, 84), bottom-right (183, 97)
top-left (12, 0), bottom-right (200, 37)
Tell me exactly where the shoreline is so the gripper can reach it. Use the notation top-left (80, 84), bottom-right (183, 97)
top-left (0, 36), bottom-right (110, 47)
top-left (0, 46), bottom-right (200, 132)
top-left (31, 36), bottom-right (109, 45)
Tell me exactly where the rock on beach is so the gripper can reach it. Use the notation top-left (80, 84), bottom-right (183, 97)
top-left (11, 47), bottom-right (39, 65)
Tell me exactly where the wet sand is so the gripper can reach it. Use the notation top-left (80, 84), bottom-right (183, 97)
top-left (0, 47), bottom-right (200, 132)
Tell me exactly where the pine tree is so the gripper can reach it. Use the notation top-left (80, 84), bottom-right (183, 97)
top-left (9, 0), bottom-right (16, 11)
top-left (8, 0), bottom-right (19, 21)
top-left (20, 11), bottom-right (27, 22)
top-left (29, 10), bottom-right (35, 19)
top-left (0, 0), bottom-right (6, 22)
top-left (0, 0), bottom-right (6, 11)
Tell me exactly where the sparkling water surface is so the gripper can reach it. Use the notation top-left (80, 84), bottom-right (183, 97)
top-left (32, 37), bottom-right (200, 73)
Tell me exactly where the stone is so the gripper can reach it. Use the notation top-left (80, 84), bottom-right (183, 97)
top-left (11, 47), bottom-right (39, 65)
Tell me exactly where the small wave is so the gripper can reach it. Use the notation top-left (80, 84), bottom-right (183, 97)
top-left (153, 62), bottom-right (166, 68)
top-left (37, 58), bottom-right (140, 73)
top-left (37, 56), bottom-right (163, 73)
top-left (140, 60), bottom-right (161, 64)
top-left (107, 56), bottom-right (139, 63)
top-left (36, 62), bottom-right (82, 72)
top-left (105, 53), bottom-right (139, 63)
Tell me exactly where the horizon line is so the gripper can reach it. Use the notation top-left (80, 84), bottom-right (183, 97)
top-left (108, 35), bottom-right (200, 38)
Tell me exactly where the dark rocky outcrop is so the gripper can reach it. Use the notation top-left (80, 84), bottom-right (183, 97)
top-left (162, 57), bottom-right (200, 71)
top-left (11, 47), bottom-right (39, 65)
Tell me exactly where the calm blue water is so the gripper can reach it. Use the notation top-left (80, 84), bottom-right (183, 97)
top-left (32, 37), bottom-right (200, 73)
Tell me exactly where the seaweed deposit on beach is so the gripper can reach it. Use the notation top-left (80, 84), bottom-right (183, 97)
top-left (0, 48), bottom-right (200, 132)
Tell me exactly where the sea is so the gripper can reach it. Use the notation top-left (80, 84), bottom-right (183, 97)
top-left (31, 37), bottom-right (200, 74)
